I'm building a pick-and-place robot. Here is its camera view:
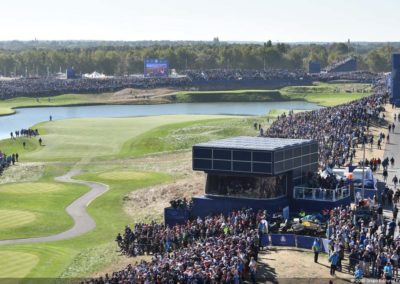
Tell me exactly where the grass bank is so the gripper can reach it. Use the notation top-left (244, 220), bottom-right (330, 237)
top-left (280, 82), bottom-right (372, 106)
top-left (171, 90), bottom-right (285, 103)
top-left (167, 82), bottom-right (371, 106)
top-left (0, 93), bottom-right (113, 116)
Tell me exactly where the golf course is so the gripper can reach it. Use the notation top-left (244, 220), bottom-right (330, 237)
top-left (0, 82), bottom-right (371, 116)
top-left (0, 83), bottom-right (372, 282)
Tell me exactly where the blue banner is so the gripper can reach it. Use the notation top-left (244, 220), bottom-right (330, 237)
top-left (270, 234), bottom-right (296, 247)
top-left (296, 235), bottom-right (320, 250)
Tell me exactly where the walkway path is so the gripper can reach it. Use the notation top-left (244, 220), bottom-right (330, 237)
top-left (382, 108), bottom-right (400, 236)
top-left (0, 169), bottom-right (109, 245)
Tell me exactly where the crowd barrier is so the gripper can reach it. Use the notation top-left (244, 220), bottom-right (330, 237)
top-left (265, 233), bottom-right (330, 253)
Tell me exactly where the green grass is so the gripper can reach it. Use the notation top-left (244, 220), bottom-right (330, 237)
top-left (0, 137), bottom-right (39, 156)
top-left (0, 93), bottom-right (113, 116)
top-left (171, 90), bottom-right (284, 102)
top-left (121, 117), bottom-right (257, 157)
top-left (0, 114), bottom-right (259, 280)
top-left (280, 82), bottom-right (372, 106)
top-left (0, 251), bottom-right (39, 279)
top-left (167, 82), bottom-right (371, 106)
top-left (0, 181), bottom-right (88, 240)
top-left (0, 115), bottom-right (243, 162)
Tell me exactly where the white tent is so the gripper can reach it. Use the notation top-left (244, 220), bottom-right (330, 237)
top-left (83, 71), bottom-right (106, 79)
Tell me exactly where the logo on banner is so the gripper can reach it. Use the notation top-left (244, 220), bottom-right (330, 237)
top-left (280, 236), bottom-right (286, 243)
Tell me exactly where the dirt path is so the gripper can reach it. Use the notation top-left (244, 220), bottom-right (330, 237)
top-left (0, 169), bottom-right (109, 245)
top-left (258, 247), bottom-right (353, 283)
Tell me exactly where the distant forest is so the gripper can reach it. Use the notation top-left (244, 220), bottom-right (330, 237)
top-left (0, 40), bottom-right (398, 76)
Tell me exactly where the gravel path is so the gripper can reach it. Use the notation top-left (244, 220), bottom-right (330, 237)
top-left (0, 169), bottom-right (109, 245)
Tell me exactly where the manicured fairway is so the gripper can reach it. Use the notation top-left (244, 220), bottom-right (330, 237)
top-left (280, 82), bottom-right (371, 106)
top-left (0, 181), bottom-right (88, 240)
top-left (0, 209), bottom-right (36, 229)
top-left (0, 182), bottom-right (65, 194)
top-left (98, 171), bottom-right (152, 180)
top-left (0, 251), bottom-right (39, 279)
top-left (0, 115), bottom-right (241, 161)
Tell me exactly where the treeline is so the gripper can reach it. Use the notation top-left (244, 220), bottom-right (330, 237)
top-left (0, 41), bottom-right (398, 76)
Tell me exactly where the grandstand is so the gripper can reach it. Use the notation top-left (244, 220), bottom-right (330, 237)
top-left (325, 57), bottom-right (357, 73)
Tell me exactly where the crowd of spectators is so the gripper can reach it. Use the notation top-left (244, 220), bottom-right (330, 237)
top-left (265, 79), bottom-right (389, 168)
top-left (182, 69), bottom-right (308, 82)
top-left (326, 203), bottom-right (400, 281)
top-left (324, 57), bottom-right (356, 73)
top-left (316, 71), bottom-right (378, 84)
top-left (0, 151), bottom-right (18, 176)
top-left (86, 208), bottom-right (265, 283)
top-left (169, 198), bottom-right (193, 210)
top-left (0, 76), bottom-right (190, 99)
top-left (0, 69), bottom-right (377, 99)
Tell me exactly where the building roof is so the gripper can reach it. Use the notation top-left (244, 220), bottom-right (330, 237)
top-left (194, 136), bottom-right (314, 151)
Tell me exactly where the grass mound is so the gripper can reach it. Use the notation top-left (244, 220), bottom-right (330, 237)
top-left (98, 171), bottom-right (152, 181)
top-left (0, 137), bottom-right (39, 156)
top-left (0, 209), bottom-right (36, 229)
top-left (0, 182), bottom-right (66, 194)
top-left (172, 90), bottom-right (284, 103)
top-left (121, 117), bottom-right (256, 157)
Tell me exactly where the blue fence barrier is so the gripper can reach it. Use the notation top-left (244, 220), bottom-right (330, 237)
top-left (264, 234), bottom-right (331, 254)
top-left (270, 234), bottom-right (296, 246)
top-left (296, 235), bottom-right (318, 250)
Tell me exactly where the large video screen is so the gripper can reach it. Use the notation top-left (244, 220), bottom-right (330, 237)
top-left (144, 59), bottom-right (169, 77)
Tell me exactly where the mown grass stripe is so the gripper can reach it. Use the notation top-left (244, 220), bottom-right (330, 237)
top-left (0, 251), bottom-right (39, 278)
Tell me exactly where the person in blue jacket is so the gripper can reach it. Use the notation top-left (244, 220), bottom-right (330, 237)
top-left (354, 264), bottom-right (363, 281)
top-left (312, 239), bottom-right (321, 263)
top-left (329, 251), bottom-right (339, 276)
top-left (384, 262), bottom-right (393, 283)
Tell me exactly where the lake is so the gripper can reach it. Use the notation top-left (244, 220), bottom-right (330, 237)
top-left (0, 101), bottom-right (321, 139)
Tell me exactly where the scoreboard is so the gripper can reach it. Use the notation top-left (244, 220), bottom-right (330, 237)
top-left (144, 59), bottom-right (169, 78)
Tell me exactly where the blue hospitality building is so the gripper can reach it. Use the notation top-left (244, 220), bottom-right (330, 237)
top-left (308, 60), bottom-right (321, 74)
top-left (165, 136), bottom-right (356, 225)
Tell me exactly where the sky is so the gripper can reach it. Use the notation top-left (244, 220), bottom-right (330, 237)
top-left (0, 0), bottom-right (399, 42)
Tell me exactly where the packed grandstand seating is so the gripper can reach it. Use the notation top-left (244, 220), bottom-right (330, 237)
top-left (0, 69), bottom-right (378, 99)
top-left (324, 57), bottom-right (357, 73)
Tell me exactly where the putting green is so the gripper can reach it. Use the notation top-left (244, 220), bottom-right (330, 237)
top-left (0, 209), bottom-right (36, 229)
top-left (0, 251), bottom-right (39, 278)
top-left (0, 182), bottom-right (65, 194)
top-left (98, 171), bottom-right (152, 181)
